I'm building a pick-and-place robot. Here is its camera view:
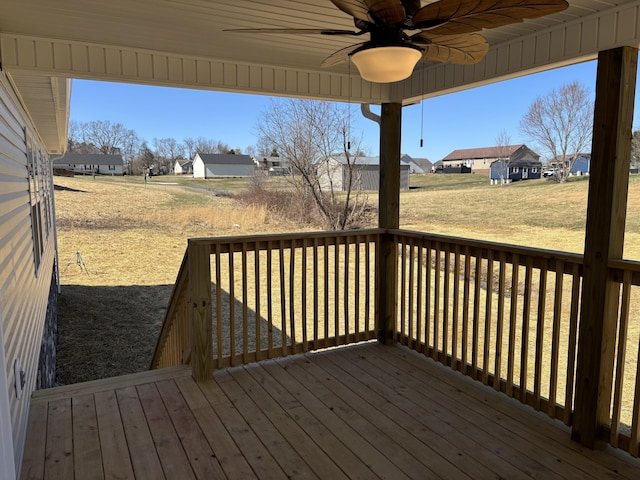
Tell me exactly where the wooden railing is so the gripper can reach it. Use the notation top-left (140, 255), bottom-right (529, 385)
top-left (150, 251), bottom-right (191, 369)
top-left (606, 259), bottom-right (640, 457)
top-left (151, 228), bottom-right (640, 458)
top-left (151, 230), bottom-right (381, 374)
top-left (391, 230), bottom-right (584, 426)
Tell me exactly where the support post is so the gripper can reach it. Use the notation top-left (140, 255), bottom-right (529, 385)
top-left (188, 240), bottom-right (214, 381)
top-left (572, 46), bottom-right (637, 447)
top-left (377, 102), bottom-right (402, 344)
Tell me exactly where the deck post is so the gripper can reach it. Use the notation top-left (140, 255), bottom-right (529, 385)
top-left (188, 240), bottom-right (214, 381)
top-left (572, 46), bottom-right (637, 447)
top-left (377, 102), bottom-right (401, 344)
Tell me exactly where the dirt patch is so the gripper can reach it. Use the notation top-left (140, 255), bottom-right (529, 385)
top-left (56, 284), bottom-right (172, 384)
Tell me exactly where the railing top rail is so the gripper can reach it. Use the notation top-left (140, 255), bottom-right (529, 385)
top-left (187, 228), bottom-right (386, 247)
top-left (390, 229), bottom-right (585, 267)
top-left (609, 258), bottom-right (640, 285)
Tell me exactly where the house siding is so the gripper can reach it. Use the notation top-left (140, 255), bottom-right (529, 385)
top-left (205, 164), bottom-right (254, 177)
top-left (320, 158), bottom-right (410, 191)
top-left (0, 72), bottom-right (57, 473)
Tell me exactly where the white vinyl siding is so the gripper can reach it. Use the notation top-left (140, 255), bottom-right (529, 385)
top-left (0, 72), bottom-right (56, 474)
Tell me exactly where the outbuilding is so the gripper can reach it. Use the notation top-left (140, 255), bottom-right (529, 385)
top-left (318, 155), bottom-right (410, 191)
top-left (193, 153), bottom-right (254, 178)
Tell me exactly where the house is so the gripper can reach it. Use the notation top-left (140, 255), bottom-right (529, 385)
top-left (192, 153), bottom-right (254, 178)
top-left (549, 153), bottom-right (592, 176)
top-left (52, 153), bottom-right (124, 175)
top-left (442, 145), bottom-right (540, 175)
top-left (318, 155), bottom-right (410, 191)
top-left (400, 154), bottom-right (432, 174)
top-left (0, 62), bottom-right (63, 479)
top-left (255, 156), bottom-right (291, 175)
top-left (173, 159), bottom-right (193, 175)
top-left (489, 157), bottom-right (543, 183)
top-left (2, 1), bottom-right (640, 478)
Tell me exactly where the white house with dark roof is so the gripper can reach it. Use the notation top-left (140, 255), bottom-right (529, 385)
top-left (442, 145), bottom-right (540, 175)
top-left (193, 153), bottom-right (254, 178)
top-left (52, 153), bottom-right (124, 175)
top-left (173, 159), bottom-right (193, 175)
top-left (318, 155), bottom-right (410, 191)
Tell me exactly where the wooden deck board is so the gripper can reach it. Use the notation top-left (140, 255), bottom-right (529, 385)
top-left (21, 342), bottom-right (640, 480)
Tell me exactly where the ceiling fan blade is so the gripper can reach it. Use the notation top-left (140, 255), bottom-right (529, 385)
top-left (321, 43), bottom-right (366, 68)
top-left (401, 0), bottom-right (422, 17)
top-left (413, 32), bottom-right (489, 64)
top-left (413, 0), bottom-right (569, 35)
top-left (331, 0), bottom-right (373, 23)
top-left (367, 0), bottom-right (407, 24)
top-left (224, 28), bottom-right (360, 36)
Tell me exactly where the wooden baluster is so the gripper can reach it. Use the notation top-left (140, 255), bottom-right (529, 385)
top-left (482, 250), bottom-right (494, 385)
top-left (452, 244), bottom-right (460, 370)
top-left (461, 246), bottom-right (471, 375)
top-left (520, 257), bottom-right (534, 404)
top-left (534, 263), bottom-right (548, 410)
top-left (506, 254), bottom-right (520, 397)
top-left (549, 262), bottom-right (565, 418)
top-left (610, 270), bottom-right (632, 447)
top-left (564, 263), bottom-right (581, 426)
top-left (494, 251), bottom-right (506, 391)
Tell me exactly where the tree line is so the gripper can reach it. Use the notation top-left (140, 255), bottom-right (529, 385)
top-left (67, 120), bottom-right (250, 175)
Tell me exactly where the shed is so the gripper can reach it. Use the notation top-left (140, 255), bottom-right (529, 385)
top-left (319, 155), bottom-right (410, 191)
top-left (52, 153), bottom-right (124, 175)
top-left (193, 153), bottom-right (254, 178)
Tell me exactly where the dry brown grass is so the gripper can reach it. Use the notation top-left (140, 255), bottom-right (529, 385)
top-left (56, 174), bottom-right (640, 388)
top-left (54, 176), bottom-right (305, 384)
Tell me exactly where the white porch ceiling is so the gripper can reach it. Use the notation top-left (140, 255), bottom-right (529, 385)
top-left (0, 0), bottom-right (639, 152)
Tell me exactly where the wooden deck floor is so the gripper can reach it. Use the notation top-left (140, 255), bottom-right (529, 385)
top-left (21, 342), bottom-right (640, 479)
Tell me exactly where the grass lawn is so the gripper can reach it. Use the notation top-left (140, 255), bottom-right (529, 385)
top-left (54, 173), bottom-right (640, 384)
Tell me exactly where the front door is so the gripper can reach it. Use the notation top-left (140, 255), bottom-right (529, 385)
top-left (522, 168), bottom-right (529, 179)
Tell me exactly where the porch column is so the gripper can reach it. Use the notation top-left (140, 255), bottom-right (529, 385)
top-left (572, 46), bottom-right (637, 447)
top-left (377, 102), bottom-right (401, 344)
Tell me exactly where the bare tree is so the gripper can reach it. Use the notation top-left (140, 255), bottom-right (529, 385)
top-left (520, 81), bottom-right (593, 183)
top-left (152, 137), bottom-right (185, 173)
top-left (494, 130), bottom-right (512, 185)
top-left (81, 120), bottom-right (137, 155)
top-left (183, 137), bottom-right (230, 158)
top-left (257, 98), bottom-right (368, 230)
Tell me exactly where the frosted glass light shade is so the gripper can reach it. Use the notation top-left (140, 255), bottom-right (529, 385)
top-left (351, 46), bottom-right (422, 83)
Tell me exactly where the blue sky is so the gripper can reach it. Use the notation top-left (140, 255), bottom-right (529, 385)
top-left (70, 59), bottom-right (617, 162)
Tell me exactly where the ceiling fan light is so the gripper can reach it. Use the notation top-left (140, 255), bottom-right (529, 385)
top-left (351, 46), bottom-right (422, 83)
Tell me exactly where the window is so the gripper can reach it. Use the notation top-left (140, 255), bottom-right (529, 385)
top-left (108, 164), bottom-right (115, 171)
top-left (25, 133), bottom-right (50, 274)
top-left (511, 167), bottom-right (519, 173)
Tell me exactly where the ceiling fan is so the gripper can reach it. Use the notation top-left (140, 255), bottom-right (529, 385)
top-left (226, 0), bottom-right (569, 83)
